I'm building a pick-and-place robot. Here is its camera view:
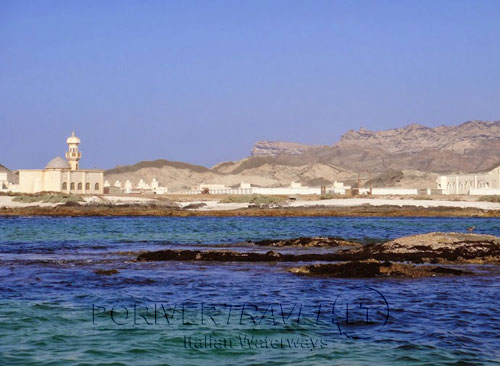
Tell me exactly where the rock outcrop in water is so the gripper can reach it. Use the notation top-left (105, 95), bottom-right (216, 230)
top-left (289, 260), bottom-right (470, 278)
top-left (135, 249), bottom-right (474, 278)
top-left (136, 250), bottom-right (341, 262)
top-left (137, 233), bottom-right (500, 264)
top-left (251, 237), bottom-right (361, 248)
top-left (135, 233), bottom-right (500, 277)
top-left (344, 232), bottom-right (500, 264)
top-left (94, 269), bottom-right (119, 275)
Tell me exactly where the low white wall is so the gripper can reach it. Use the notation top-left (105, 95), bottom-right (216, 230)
top-left (371, 188), bottom-right (419, 195)
top-left (204, 188), bottom-right (254, 195)
top-left (252, 187), bottom-right (321, 195)
top-left (183, 187), bottom-right (322, 195)
top-left (469, 188), bottom-right (500, 196)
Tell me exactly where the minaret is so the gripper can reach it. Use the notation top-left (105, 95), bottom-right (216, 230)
top-left (65, 131), bottom-right (81, 170)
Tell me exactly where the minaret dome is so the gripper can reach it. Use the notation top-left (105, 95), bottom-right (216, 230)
top-left (65, 131), bottom-right (81, 170)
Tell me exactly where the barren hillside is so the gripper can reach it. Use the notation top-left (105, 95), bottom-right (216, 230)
top-left (246, 120), bottom-right (500, 173)
top-left (104, 120), bottom-right (499, 192)
top-left (105, 159), bottom-right (358, 192)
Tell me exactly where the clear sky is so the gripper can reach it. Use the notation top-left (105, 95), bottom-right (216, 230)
top-left (1, 0), bottom-right (499, 170)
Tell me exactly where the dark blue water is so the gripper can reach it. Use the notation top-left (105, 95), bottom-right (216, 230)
top-left (0, 216), bottom-right (499, 365)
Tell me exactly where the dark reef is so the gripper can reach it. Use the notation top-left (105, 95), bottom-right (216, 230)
top-left (135, 233), bottom-right (500, 278)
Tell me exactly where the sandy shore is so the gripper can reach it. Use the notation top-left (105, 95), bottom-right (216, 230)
top-left (183, 198), bottom-right (500, 211)
top-left (1, 195), bottom-right (499, 217)
top-left (0, 196), bottom-right (59, 208)
top-left (0, 195), bottom-right (157, 208)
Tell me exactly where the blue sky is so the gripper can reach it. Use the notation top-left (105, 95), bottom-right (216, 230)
top-left (1, 0), bottom-right (499, 169)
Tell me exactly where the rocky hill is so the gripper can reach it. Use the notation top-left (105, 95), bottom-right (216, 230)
top-left (105, 159), bottom-right (358, 192)
top-left (251, 141), bottom-right (320, 157)
top-left (338, 121), bottom-right (500, 155)
top-left (104, 120), bottom-right (499, 191)
top-left (248, 120), bottom-right (500, 174)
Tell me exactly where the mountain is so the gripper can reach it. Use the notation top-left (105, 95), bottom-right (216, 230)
top-left (338, 121), bottom-right (500, 155)
top-left (104, 120), bottom-right (499, 191)
top-left (248, 120), bottom-right (500, 173)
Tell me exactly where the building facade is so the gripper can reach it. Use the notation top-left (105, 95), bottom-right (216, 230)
top-left (0, 172), bottom-right (8, 192)
top-left (103, 178), bottom-right (168, 195)
top-left (184, 181), bottom-right (330, 195)
top-left (436, 165), bottom-right (500, 195)
top-left (16, 132), bottom-right (104, 194)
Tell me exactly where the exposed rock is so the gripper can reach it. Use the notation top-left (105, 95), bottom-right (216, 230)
top-left (94, 269), bottom-right (119, 275)
top-left (136, 233), bottom-right (500, 265)
top-left (251, 141), bottom-right (318, 157)
top-left (289, 261), bottom-right (471, 278)
top-left (246, 121), bottom-right (500, 175)
top-left (364, 170), bottom-right (404, 188)
top-left (137, 250), bottom-right (292, 262)
top-left (251, 237), bottom-right (361, 248)
top-left (346, 232), bottom-right (500, 263)
top-left (62, 201), bottom-right (81, 207)
top-left (339, 121), bottom-right (500, 156)
top-left (136, 249), bottom-right (370, 262)
top-left (183, 202), bottom-right (207, 210)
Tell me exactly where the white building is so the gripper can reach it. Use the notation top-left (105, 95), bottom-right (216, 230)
top-left (185, 181), bottom-right (343, 195)
top-left (109, 178), bottom-right (168, 195)
top-left (187, 183), bottom-right (253, 195)
top-left (0, 172), bottom-right (8, 192)
top-left (370, 188), bottom-right (419, 195)
top-left (253, 182), bottom-right (322, 195)
top-left (437, 165), bottom-right (500, 195)
top-left (327, 181), bottom-right (351, 195)
top-left (15, 132), bottom-right (104, 194)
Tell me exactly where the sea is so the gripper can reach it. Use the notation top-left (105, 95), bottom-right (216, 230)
top-left (0, 216), bottom-right (499, 365)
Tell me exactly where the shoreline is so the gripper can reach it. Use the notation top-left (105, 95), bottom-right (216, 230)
top-left (1, 204), bottom-right (499, 217)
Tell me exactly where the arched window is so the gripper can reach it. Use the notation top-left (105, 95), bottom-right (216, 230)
top-left (62, 182), bottom-right (67, 190)
top-left (85, 183), bottom-right (90, 190)
top-left (95, 183), bottom-right (100, 191)
top-left (70, 182), bottom-right (75, 190)
top-left (77, 183), bottom-right (82, 190)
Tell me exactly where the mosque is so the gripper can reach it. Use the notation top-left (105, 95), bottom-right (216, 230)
top-left (17, 132), bottom-right (104, 194)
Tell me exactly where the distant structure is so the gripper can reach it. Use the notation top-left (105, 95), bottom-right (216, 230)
top-left (65, 131), bottom-right (82, 170)
top-left (357, 187), bottom-right (428, 195)
top-left (437, 165), bottom-right (500, 195)
top-left (104, 178), bottom-right (168, 195)
top-left (182, 181), bottom-right (435, 196)
top-left (184, 181), bottom-right (350, 195)
top-left (14, 132), bottom-right (104, 194)
top-left (0, 172), bottom-right (9, 192)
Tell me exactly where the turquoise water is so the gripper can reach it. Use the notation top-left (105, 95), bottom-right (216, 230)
top-left (0, 216), bottom-right (499, 365)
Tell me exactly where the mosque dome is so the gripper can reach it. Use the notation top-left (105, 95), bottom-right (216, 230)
top-left (66, 131), bottom-right (80, 144)
top-left (45, 156), bottom-right (70, 169)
